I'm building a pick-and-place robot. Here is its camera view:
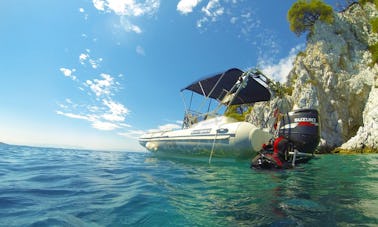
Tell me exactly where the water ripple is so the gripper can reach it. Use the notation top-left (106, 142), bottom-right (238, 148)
top-left (0, 145), bottom-right (377, 226)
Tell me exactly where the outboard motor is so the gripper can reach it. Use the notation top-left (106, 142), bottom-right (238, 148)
top-left (278, 109), bottom-right (320, 153)
top-left (251, 109), bottom-right (320, 169)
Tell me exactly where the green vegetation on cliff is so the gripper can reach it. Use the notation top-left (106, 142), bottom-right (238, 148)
top-left (371, 17), bottom-right (378, 32)
top-left (270, 82), bottom-right (293, 97)
top-left (359, 0), bottom-right (378, 6)
top-left (359, 0), bottom-right (378, 65)
top-left (224, 105), bottom-right (252, 121)
top-left (369, 43), bottom-right (378, 65)
top-left (288, 0), bottom-right (334, 36)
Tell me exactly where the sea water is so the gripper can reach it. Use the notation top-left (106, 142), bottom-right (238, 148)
top-left (0, 144), bottom-right (377, 226)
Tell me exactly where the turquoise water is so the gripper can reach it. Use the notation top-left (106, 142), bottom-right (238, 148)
top-left (0, 144), bottom-right (377, 226)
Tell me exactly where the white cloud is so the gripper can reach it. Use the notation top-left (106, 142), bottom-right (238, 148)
top-left (102, 99), bottom-right (129, 122)
top-left (57, 98), bottom-right (130, 132)
top-left (196, 17), bottom-right (208, 28)
top-left (177, 0), bottom-right (202, 14)
top-left (91, 0), bottom-right (160, 34)
top-left (194, 4), bottom-right (258, 37)
top-left (253, 29), bottom-right (281, 68)
top-left (79, 53), bottom-right (89, 64)
top-left (178, 0), bottom-right (258, 38)
top-left (92, 120), bottom-right (120, 131)
top-left (79, 50), bottom-right (103, 69)
top-left (136, 45), bottom-right (145, 56)
top-left (106, 0), bottom-right (129, 15)
top-left (259, 44), bottom-right (305, 83)
top-left (175, 0), bottom-right (277, 57)
top-left (196, 0), bottom-right (224, 28)
top-left (120, 17), bottom-right (142, 33)
top-left (60, 68), bottom-right (77, 80)
top-left (239, 10), bottom-right (260, 36)
top-left (104, 0), bottom-right (160, 16)
top-left (89, 58), bottom-right (103, 69)
top-left (92, 0), bottom-right (105, 11)
top-left (201, 0), bottom-right (223, 19)
top-left (56, 111), bottom-right (91, 121)
top-left (58, 70), bottom-right (131, 133)
top-left (119, 123), bottom-right (132, 128)
top-left (60, 68), bottom-right (73, 77)
top-left (86, 73), bottom-right (114, 97)
top-left (79, 8), bottom-right (85, 13)
top-left (118, 130), bottom-right (145, 139)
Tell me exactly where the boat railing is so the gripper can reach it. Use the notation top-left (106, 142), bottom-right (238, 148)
top-left (182, 110), bottom-right (220, 128)
top-left (146, 127), bottom-right (177, 136)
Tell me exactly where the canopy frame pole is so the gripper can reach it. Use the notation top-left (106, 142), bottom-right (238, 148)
top-left (199, 81), bottom-right (206, 97)
top-left (181, 68), bottom-right (273, 119)
top-left (188, 91), bottom-right (194, 111)
top-left (207, 71), bottom-right (227, 99)
top-left (196, 72), bottom-right (227, 116)
top-left (206, 99), bottom-right (212, 113)
top-left (180, 91), bottom-right (190, 114)
top-left (211, 70), bottom-right (251, 114)
top-left (196, 81), bottom-right (209, 115)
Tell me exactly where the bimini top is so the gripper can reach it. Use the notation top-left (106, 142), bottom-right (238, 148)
top-left (181, 68), bottom-right (271, 105)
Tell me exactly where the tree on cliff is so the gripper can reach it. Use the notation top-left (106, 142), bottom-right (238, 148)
top-left (288, 0), bottom-right (334, 36)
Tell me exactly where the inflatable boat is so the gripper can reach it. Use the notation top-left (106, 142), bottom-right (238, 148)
top-left (139, 68), bottom-right (273, 159)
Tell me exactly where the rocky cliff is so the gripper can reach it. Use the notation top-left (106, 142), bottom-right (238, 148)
top-left (248, 2), bottom-right (378, 152)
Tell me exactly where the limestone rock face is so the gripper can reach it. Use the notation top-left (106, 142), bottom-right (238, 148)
top-left (341, 76), bottom-right (378, 151)
top-left (247, 96), bottom-right (293, 132)
top-left (248, 3), bottom-right (378, 151)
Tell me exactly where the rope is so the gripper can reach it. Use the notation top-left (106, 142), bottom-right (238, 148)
top-left (208, 129), bottom-right (218, 164)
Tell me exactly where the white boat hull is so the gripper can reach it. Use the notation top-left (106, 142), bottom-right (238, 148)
top-left (139, 117), bottom-right (272, 159)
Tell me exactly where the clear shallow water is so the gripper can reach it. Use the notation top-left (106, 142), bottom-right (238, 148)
top-left (0, 144), bottom-right (377, 226)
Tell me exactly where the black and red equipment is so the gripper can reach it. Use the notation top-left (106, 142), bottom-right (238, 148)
top-left (251, 109), bottom-right (320, 169)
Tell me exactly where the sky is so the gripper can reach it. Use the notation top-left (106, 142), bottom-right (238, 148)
top-left (0, 0), bottom-right (339, 151)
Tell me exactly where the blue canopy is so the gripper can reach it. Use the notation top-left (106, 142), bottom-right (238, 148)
top-left (181, 68), bottom-right (271, 105)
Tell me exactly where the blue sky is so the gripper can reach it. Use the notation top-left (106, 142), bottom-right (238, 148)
top-left (0, 0), bottom-right (338, 151)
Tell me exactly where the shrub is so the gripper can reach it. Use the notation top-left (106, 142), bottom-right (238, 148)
top-left (224, 105), bottom-right (253, 121)
top-left (288, 0), bottom-right (334, 36)
top-left (369, 42), bottom-right (378, 65)
top-left (270, 82), bottom-right (293, 97)
top-left (371, 17), bottom-right (378, 32)
top-left (359, 0), bottom-right (378, 7)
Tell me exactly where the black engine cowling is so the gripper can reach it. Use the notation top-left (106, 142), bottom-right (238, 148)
top-left (278, 109), bottom-right (320, 153)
